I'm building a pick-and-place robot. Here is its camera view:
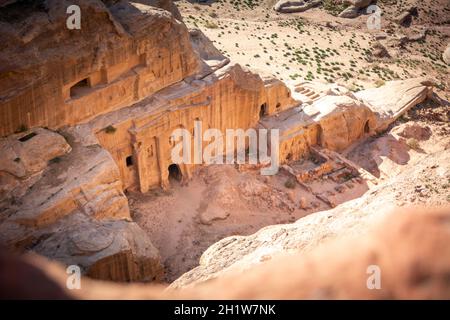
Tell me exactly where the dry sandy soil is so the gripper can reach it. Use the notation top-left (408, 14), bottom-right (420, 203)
top-left (177, 0), bottom-right (449, 98)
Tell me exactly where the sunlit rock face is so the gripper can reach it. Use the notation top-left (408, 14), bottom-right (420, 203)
top-left (0, 0), bottom-right (438, 284)
top-left (0, 0), bottom-right (199, 137)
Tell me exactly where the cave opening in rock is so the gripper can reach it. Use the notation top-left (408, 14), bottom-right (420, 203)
top-left (168, 164), bottom-right (182, 183)
top-left (70, 78), bottom-right (90, 99)
top-left (364, 120), bottom-right (370, 134)
top-left (259, 103), bottom-right (267, 119)
top-left (126, 155), bottom-right (133, 167)
top-left (18, 132), bottom-right (37, 142)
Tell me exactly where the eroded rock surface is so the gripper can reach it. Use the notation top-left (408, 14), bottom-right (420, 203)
top-left (0, 0), bottom-right (446, 290)
top-left (171, 145), bottom-right (449, 288)
top-left (0, 129), bottom-right (163, 282)
top-left (273, 0), bottom-right (322, 13)
top-left (443, 44), bottom-right (450, 65)
top-left (3, 205), bottom-right (450, 299)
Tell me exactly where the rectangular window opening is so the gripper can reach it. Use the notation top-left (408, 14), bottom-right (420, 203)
top-left (126, 155), bottom-right (133, 167)
top-left (19, 132), bottom-right (37, 142)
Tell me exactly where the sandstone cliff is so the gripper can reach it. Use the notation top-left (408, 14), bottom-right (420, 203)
top-left (0, 0), bottom-right (198, 137)
top-left (0, 0), bottom-right (443, 287)
top-left (2, 205), bottom-right (450, 299)
top-left (0, 128), bottom-right (163, 282)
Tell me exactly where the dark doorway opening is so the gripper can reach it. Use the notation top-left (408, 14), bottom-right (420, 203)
top-left (364, 121), bottom-right (370, 134)
top-left (126, 155), bottom-right (133, 167)
top-left (259, 103), bottom-right (267, 119)
top-left (70, 78), bottom-right (90, 98)
top-left (18, 132), bottom-right (37, 142)
top-left (168, 164), bottom-right (182, 183)
top-left (317, 125), bottom-right (324, 147)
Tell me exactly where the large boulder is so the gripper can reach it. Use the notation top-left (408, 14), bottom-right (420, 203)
top-left (347, 0), bottom-right (373, 8)
top-left (338, 0), bottom-right (375, 18)
top-left (443, 44), bottom-right (450, 65)
top-left (0, 128), bottom-right (72, 203)
top-left (371, 41), bottom-right (390, 58)
top-left (355, 78), bottom-right (433, 131)
top-left (338, 5), bottom-right (360, 18)
top-left (395, 6), bottom-right (418, 26)
top-left (273, 0), bottom-right (322, 13)
top-left (0, 129), bottom-right (163, 282)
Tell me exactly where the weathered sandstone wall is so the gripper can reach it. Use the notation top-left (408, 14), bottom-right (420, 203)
top-left (0, 0), bottom-right (435, 284)
top-left (0, 128), bottom-right (163, 282)
top-left (3, 205), bottom-right (450, 299)
top-left (0, 0), bottom-right (198, 137)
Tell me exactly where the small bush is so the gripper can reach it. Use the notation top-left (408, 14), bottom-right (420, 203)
top-left (205, 21), bottom-right (218, 29)
top-left (104, 125), bottom-right (117, 134)
top-left (49, 157), bottom-right (61, 164)
top-left (406, 138), bottom-right (420, 150)
top-left (375, 79), bottom-right (385, 88)
top-left (285, 177), bottom-right (296, 189)
top-left (15, 124), bottom-right (28, 133)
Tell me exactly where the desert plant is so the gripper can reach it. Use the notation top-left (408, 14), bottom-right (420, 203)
top-left (104, 125), bottom-right (117, 134)
top-left (406, 138), bottom-right (420, 150)
top-left (375, 79), bottom-right (385, 87)
top-left (15, 124), bottom-right (28, 133)
top-left (285, 177), bottom-right (297, 189)
top-left (205, 21), bottom-right (218, 29)
top-left (49, 156), bottom-right (61, 164)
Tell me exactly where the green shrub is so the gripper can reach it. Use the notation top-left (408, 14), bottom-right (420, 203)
top-left (285, 177), bottom-right (297, 189)
top-left (406, 138), bottom-right (420, 150)
top-left (104, 125), bottom-right (117, 134)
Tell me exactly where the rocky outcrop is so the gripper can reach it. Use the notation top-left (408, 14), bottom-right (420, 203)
top-left (0, 129), bottom-right (163, 282)
top-left (355, 78), bottom-right (433, 131)
top-left (0, 0), bottom-right (199, 137)
top-left (338, 6), bottom-right (361, 18)
top-left (170, 148), bottom-right (450, 289)
top-left (338, 0), bottom-right (375, 18)
top-left (5, 205), bottom-right (450, 299)
top-left (170, 206), bottom-right (450, 299)
top-left (273, 0), bottom-right (322, 13)
top-left (395, 6), bottom-right (418, 26)
top-left (0, 128), bottom-right (72, 203)
top-left (443, 44), bottom-right (450, 65)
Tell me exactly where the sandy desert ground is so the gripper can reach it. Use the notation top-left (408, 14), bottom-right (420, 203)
top-left (177, 0), bottom-right (449, 97)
